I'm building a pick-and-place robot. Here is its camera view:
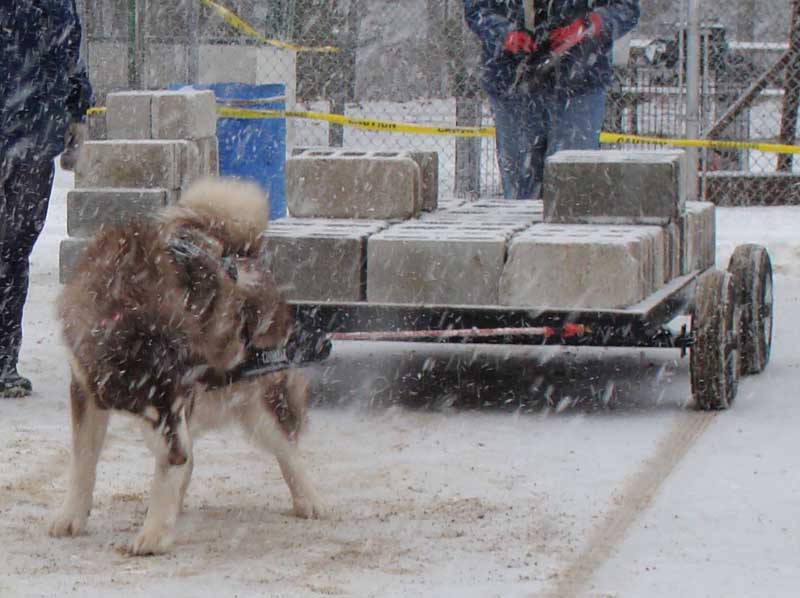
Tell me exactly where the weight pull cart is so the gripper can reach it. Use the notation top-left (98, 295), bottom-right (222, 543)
top-left (286, 244), bottom-right (774, 411)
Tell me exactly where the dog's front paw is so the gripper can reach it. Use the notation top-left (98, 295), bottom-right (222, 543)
top-left (48, 510), bottom-right (88, 537)
top-left (129, 527), bottom-right (173, 556)
top-left (292, 494), bottom-right (327, 519)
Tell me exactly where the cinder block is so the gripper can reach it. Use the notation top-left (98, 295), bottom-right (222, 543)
top-left (151, 90), bottom-right (217, 140)
top-left (59, 238), bottom-right (87, 284)
top-left (543, 150), bottom-right (687, 225)
top-left (76, 140), bottom-right (182, 189)
top-left (264, 220), bottom-right (388, 302)
top-left (434, 196), bottom-right (466, 211)
top-left (682, 202), bottom-right (716, 273)
top-left (292, 147), bottom-right (439, 212)
top-left (423, 199), bottom-right (543, 228)
top-left (286, 152), bottom-right (422, 219)
top-left (171, 138), bottom-right (220, 197)
top-left (106, 92), bottom-right (153, 140)
top-left (404, 151), bottom-right (439, 211)
top-left (664, 220), bottom-right (682, 282)
top-left (87, 110), bottom-right (106, 141)
top-left (197, 136), bottom-right (219, 177)
top-left (367, 222), bottom-right (517, 305)
top-left (67, 188), bottom-right (167, 237)
top-left (499, 224), bottom-right (666, 309)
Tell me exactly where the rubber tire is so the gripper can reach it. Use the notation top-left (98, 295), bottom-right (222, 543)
top-left (727, 244), bottom-right (773, 375)
top-left (690, 270), bottom-right (739, 410)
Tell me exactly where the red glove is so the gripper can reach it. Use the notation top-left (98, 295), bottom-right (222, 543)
top-left (503, 30), bottom-right (537, 54)
top-left (548, 13), bottom-right (602, 55)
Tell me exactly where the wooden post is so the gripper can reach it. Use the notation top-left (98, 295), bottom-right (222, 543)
top-left (777, 0), bottom-right (800, 172)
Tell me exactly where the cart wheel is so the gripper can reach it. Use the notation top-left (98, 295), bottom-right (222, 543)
top-left (690, 270), bottom-right (739, 410)
top-left (727, 244), bottom-right (773, 375)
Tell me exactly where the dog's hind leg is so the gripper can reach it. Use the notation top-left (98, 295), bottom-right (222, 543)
top-left (131, 405), bottom-right (193, 555)
top-left (49, 376), bottom-right (110, 537)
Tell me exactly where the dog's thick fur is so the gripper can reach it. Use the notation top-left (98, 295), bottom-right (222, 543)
top-left (49, 178), bottom-right (324, 555)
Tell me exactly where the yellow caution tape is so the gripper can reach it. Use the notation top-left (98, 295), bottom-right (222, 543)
top-left (89, 104), bottom-right (800, 155)
top-left (199, 0), bottom-right (337, 53)
top-left (217, 106), bottom-right (800, 154)
top-left (599, 132), bottom-right (800, 155)
top-left (216, 106), bottom-right (496, 138)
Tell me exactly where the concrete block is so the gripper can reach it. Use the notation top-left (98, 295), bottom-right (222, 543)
top-left (87, 110), bottom-right (107, 141)
top-left (367, 222), bottom-right (516, 305)
top-left (664, 220), bottom-right (682, 282)
top-left (292, 147), bottom-right (439, 212)
top-left (543, 150), bottom-right (687, 225)
top-left (59, 238), bottom-right (87, 285)
top-left (682, 202), bottom-right (716, 273)
top-left (286, 152), bottom-right (422, 219)
top-left (67, 189), bottom-right (168, 237)
top-left (151, 90), bottom-right (217, 140)
top-left (499, 224), bottom-right (666, 309)
top-left (264, 220), bottom-right (388, 302)
top-left (404, 151), bottom-right (439, 211)
top-left (106, 92), bottom-right (153, 140)
top-left (197, 136), bottom-right (219, 177)
top-left (436, 196), bottom-right (467, 211)
top-left (422, 199), bottom-right (544, 228)
top-left (76, 140), bottom-right (182, 189)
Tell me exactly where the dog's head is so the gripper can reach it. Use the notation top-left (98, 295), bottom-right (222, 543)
top-left (161, 178), bottom-right (293, 366)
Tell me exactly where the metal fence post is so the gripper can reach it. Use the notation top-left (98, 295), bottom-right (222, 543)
top-left (454, 98), bottom-right (481, 199)
top-left (777, 0), bottom-right (800, 172)
top-left (685, 0), bottom-right (701, 200)
top-left (188, 0), bottom-right (200, 84)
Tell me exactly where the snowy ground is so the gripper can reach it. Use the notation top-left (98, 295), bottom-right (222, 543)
top-left (2, 168), bottom-right (800, 597)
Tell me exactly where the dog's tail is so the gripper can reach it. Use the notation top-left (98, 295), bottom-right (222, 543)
top-left (163, 177), bottom-right (269, 251)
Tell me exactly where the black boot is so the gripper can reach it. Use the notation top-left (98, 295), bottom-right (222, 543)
top-left (0, 367), bottom-right (32, 398)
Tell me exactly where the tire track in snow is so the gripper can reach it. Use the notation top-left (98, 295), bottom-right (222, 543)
top-left (544, 411), bottom-right (718, 598)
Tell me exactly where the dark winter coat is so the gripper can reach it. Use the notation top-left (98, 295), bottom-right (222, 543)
top-left (0, 0), bottom-right (93, 164)
top-left (464, 0), bottom-right (640, 97)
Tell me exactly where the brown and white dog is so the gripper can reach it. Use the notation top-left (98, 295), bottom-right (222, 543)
top-left (48, 178), bottom-right (325, 555)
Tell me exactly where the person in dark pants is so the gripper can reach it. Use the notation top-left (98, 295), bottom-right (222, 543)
top-left (0, 0), bottom-right (93, 397)
top-left (464, 0), bottom-right (640, 199)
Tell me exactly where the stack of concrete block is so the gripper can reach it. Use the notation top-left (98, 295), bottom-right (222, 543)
top-left (263, 219), bottom-right (389, 302)
top-left (60, 89), bottom-right (219, 283)
top-left (286, 149), bottom-right (437, 219)
top-left (367, 220), bottom-right (525, 306)
top-left (500, 150), bottom-right (716, 309)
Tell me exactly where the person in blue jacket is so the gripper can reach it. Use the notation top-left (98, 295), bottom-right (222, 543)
top-left (464, 0), bottom-right (640, 199)
top-left (0, 0), bottom-right (93, 397)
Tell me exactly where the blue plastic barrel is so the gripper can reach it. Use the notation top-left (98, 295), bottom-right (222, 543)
top-left (171, 82), bottom-right (287, 220)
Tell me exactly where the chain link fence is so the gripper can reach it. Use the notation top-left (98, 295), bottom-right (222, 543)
top-left (81, 0), bottom-right (800, 203)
